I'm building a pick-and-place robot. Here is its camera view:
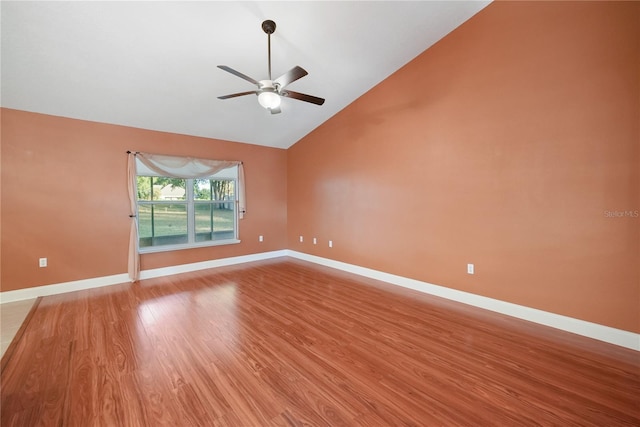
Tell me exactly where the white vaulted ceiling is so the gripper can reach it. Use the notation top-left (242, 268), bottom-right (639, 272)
top-left (1, 1), bottom-right (490, 149)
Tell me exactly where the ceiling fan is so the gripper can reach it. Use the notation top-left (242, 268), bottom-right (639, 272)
top-left (217, 19), bottom-right (325, 114)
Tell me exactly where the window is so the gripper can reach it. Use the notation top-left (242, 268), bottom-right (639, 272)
top-left (136, 167), bottom-right (239, 252)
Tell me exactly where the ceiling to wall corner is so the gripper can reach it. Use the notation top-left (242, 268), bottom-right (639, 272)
top-left (1, 1), bottom-right (490, 149)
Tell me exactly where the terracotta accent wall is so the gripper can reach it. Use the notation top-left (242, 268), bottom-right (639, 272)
top-left (287, 2), bottom-right (640, 332)
top-left (1, 109), bottom-right (287, 292)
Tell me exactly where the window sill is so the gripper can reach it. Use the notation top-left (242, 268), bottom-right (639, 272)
top-left (138, 239), bottom-right (241, 254)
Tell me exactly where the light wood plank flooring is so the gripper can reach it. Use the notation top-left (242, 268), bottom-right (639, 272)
top-left (1, 258), bottom-right (638, 426)
top-left (1, 299), bottom-right (36, 358)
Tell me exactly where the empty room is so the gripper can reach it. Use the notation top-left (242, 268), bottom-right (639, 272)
top-left (1, 1), bottom-right (638, 426)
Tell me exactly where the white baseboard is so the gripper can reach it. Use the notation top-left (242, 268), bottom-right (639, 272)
top-left (138, 250), bottom-right (289, 280)
top-left (0, 273), bottom-right (130, 304)
top-left (0, 250), bottom-right (288, 304)
top-left (2, 249), bottom-right (637, 351)
top-left (285, 250), bottom-right (640, 351)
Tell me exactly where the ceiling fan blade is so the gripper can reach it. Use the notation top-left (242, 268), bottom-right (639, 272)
top-left (282, 90), bottom-right (325, 106)
top-left (270, 106), bottom-right (282, 115)
top-left (217, 65), bottom-right (259, 86)
top-left (274, 66), bottom-right (308, 89)
top-left (218, 91), bottom-right (257, 100)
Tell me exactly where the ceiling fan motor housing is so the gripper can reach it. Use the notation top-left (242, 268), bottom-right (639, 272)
top-left (259, 80), bottom-right (278, 91)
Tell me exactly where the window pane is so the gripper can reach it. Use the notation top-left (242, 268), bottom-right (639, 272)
top-left (138, 204), bottom-right (152, 238)
top-left (211, 180), bottom-right (235, 201)
top-left (155, 178), bottom-right (186, 201)
top-left (137, 176), bottom-right (153, 201)
top-left (194, 179), bottom-right (211, 201)
top-left (194, 203), bottom-right (213, 241)
top-left (139, 203), bottom-right (188, 247)
top-left (195, 202), bottom-right (235, 242)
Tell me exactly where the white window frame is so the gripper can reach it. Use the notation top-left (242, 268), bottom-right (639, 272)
top-left (136, 168), bottom-right (240, 254)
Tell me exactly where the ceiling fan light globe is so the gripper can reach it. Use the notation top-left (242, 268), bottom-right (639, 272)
top-left (258, 91), bottom-right (281, 109)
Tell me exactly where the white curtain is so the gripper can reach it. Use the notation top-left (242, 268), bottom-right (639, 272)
top-left (127, 153), bottom-right (140, 282)
top-left (127, 151), bottom-right (246, 282)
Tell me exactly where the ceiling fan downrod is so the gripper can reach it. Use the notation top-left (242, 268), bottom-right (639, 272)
top-left (262, 20), bottom-right (276, 81)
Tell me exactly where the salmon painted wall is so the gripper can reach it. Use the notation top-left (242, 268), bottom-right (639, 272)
top-left (1, 109), bottom-right (287, 292)
top-left (287, 2), bottom-right (640, 333)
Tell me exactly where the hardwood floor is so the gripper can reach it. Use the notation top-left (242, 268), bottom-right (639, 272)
top-left (1, 258), bottom-right (638, 426)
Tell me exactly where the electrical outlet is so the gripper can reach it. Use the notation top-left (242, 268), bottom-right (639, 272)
top-left (467, 263), bottom-right (474, 275)
top-left (313, 237), bottom-right (317, 245)
top-left (299, 235), bottom-right (304, 243)
top-left (39, 258), bottom-right (47, 268)
top-left (328, 240), bottom-right (333, 248)
top-left (259, 235), bottom-right (264, 242)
